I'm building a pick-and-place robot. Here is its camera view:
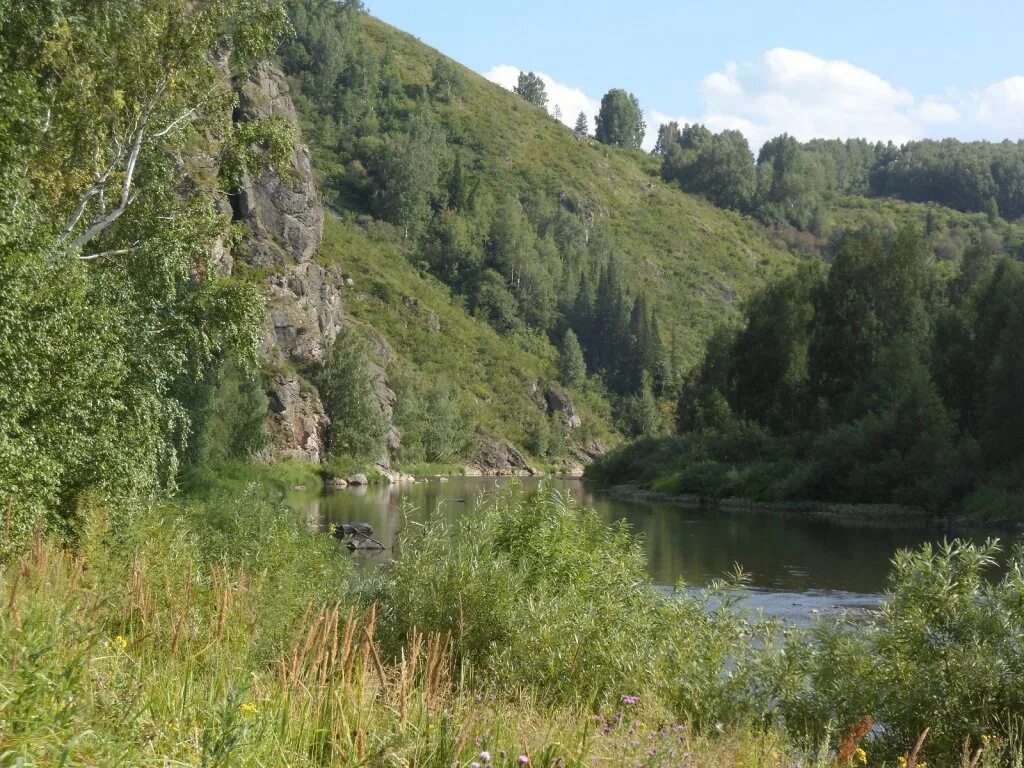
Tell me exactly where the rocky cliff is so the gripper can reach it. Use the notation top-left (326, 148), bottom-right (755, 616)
top-left (217, 61), bottom-right (594, 475)
top-left (226, 62), bottom-right (340, 464)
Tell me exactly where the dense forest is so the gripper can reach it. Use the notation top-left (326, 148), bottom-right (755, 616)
top-left (591, 225), bottom-right (1024, 515)
top-left (656, 122), bottom-right (1024, 260)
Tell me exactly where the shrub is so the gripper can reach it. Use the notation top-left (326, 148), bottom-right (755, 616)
top-left (369, 482), bottom-right (786, 723)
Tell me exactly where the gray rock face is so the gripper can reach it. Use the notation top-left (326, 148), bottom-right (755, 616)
top-left (262, 374), bottom-right (329, 464)
top-left (261, 262), bottom-right (343, 366)
top-left (545, 385), bottom-right (582, 430)
top-left (464, 435), bottom-right (538, 476)
top-left (234, 62), bottom-right (323, 267)
top-left (227, 62), bottom-right (338, 463)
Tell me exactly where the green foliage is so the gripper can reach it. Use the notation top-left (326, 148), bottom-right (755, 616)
top-left (513, 71), bottom-right (548, 109)
top-left (219, 115), bottom-right (296, 191)
top-left (662, 123), bottom-right (756, 211)
top-left (785, 540), bottom-right (1024, 764)
top-left (573, 111), bottom-right (589, 137)
top-left (598, 225), bottom-right (1024, 512)
top-left (0, 0), bottom-right (275, 553)
top-left (371, 482), bottom-right (781, 720)
top-left (595, 88), bottom-right (646, 149)
top-left (284, 10), bottom-right (798, 407)
top-left (317, 327), bottom-right (389, 464)
top-left (393, 370), bottom-right (475, 463)
top-left (558, 329), bottom-right (587, 388)
top-left (370, 111), bottom-right (448, 234)
top-left (181, 358), bottom-right (269, 468)
top-left (430, 56), bottom-right (463, 102)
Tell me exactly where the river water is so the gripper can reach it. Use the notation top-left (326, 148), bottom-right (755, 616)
top-left (289, 476), bottom-right (1014, 625)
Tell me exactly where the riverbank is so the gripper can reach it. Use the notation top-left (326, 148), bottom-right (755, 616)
top-left (5, 476), bottom-right (1024, 765)
top-left (603, 483), bottom-right (1024, 531)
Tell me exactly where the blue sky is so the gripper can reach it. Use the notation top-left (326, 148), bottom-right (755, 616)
top-left (365, 0), bottom-right (1024, 149)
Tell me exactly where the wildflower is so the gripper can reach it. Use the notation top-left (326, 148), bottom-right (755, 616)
top-left (621, 694), bottom-right (639, 706)
top-left (478, 751), bottom-right (491, 764)
top-left (239, 702), bottom-right (259, 718)
top-left (854, 747), bottom-right (867, 765)
top-left (115, 635), bottom-right (128, 650)
top-left (518, 756), bottom-right (529, 766)
top-left (471, 763), bottom-right (481, 768)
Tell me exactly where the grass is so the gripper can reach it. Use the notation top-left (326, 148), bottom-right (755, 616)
top-left (318, 215), bottom-right (618, 458)
top-left (4, 480), bottom-right (1024, 765)
top-left (0, 486), bottom-right (804, 768)
top-left (355, 15), bottom-right (800, 368)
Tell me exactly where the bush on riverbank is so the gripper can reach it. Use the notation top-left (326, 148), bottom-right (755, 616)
top-left (2, 481), bottom-right (1023, 766)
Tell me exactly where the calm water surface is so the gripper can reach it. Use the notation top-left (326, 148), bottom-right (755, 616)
top-left (289, 476), bottom-right (1015, 624)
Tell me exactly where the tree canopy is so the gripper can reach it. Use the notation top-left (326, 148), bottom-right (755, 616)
top-left (595, 89), bottom-right (646, 149)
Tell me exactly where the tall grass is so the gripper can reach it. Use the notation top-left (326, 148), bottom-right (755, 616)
top-left (3, 482), bottom-right (1024, 766)
top-left (0, 488), bottom-right (795, 767)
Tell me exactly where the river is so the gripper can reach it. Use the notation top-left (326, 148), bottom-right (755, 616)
top-left (288, 476), bottom-right (1015, 625)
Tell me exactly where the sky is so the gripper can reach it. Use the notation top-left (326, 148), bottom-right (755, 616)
top-left (365, 0), bottom-right (1024, 150)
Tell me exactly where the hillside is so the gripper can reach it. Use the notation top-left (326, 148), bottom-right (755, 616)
top-left (253, 7), bottom-right (801, 472)
top-left (298, 14), bottom-right (799, 365)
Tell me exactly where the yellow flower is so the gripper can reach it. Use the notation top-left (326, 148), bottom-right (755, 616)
top-left (115, 635), bottom-right (128, 651)
top-left (854, 747), bottom-right (868, 765)
top-left (239, 702), bottom-right (259, 718)
top-left (897, 757), bottom-right (908, 768)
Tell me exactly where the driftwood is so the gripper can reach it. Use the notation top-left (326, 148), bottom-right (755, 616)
top-left (333, 522), bottom-right (385, 551)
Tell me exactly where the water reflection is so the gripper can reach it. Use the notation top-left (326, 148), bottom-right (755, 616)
top-left (289, 476), bottom-right (1015, 603)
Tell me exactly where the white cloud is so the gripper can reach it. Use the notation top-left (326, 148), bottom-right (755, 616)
top-left (694, 48), bottom-right (920, 149)
top-left (484, 53), bottom-right (1024, 155)
top-left (653, 49), bottom-right (1024, 150)
top-left (484, 65), bottom-right (599, 129)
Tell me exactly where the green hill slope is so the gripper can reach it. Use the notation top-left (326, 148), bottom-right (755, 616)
top-left (268, 7), bottom-right (801, 465)
top-left (302, 14), bottom-right (798, 364)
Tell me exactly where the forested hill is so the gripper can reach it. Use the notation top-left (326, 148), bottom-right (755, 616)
top-left (285, 12), bottom-right (798, 366)
top-left (256, 3), bottom-right (802, 469)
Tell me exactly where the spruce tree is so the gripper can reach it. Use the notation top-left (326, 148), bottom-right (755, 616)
top-left (574, 111), bottom-right (589, 137)
top-left (559, 329), bottom-right (587, 388)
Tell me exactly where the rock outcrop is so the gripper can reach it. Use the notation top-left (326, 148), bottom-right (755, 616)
top-left (227, 62), bottom-right (336, 462)
top-left (233, 62), bottom-right (323, 268)
top-left (464, 434), bottom-right (538, 476)
top-left (262, 373), bottom-right (329, 464)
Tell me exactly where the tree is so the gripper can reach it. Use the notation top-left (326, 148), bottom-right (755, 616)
top-left (595, 89), bottom-right (646, 149)
top-left (431, 57), bottom-right (463, 102)
top-left (371, 112), bottom-right (447, 234)
top-left (623, 373), bottom-right (660, 437)
top-left (574, 111), bottom-right (589, 137)
top-left (0, 0), bottom-right (282, 551)
top-left (317, 328), bottom-right (389, 463)
top-left (553, 104), bottom-right (563, 123)
top-left (559, 329), bottom-right (587, 388)
top-left (652, 121), bottom-right (680, 156)
top-left (394, 372), bottom-right (475, 463)
top-left (513, 71), bottom-right (548, 109)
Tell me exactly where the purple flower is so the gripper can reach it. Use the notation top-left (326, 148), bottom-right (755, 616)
top-left (478, 751), bottom-right (491, 764)
top-left (518, 756), bottom-right (529, 766)
top-left (621, 694), bottom-right (639, 706)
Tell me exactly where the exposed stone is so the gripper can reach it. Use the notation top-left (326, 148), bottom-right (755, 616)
top-left (544, 385), bottom-right (582, 430)
top-left (347, 473), bottom-right (369, 486)
top-left (261, 262), bottom-right (342, 365)
top-left (234, 62), bottom-right (323, 268)
top-left (262, 373), bottom-right (328, 464)
top-left (323, 476), bottom-right (348, 491)
top-left (464, 434), bottom-right (538, 477)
